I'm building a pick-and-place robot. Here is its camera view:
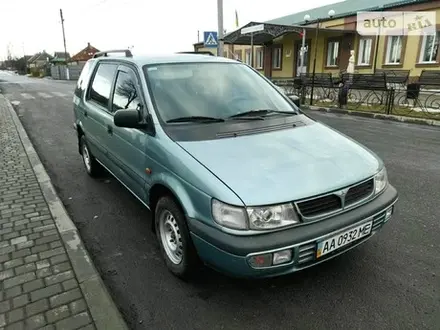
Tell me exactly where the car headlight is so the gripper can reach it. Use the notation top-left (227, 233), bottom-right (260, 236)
top-left (212, 199), bottom-right (248, 230)
top-left (374, 167), bottom-right (388, 194)
top-left (247, 203), bottom-right (299, 230)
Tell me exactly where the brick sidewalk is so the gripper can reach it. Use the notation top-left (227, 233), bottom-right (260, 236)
top-left (0, 95), bottom-right (127, 329)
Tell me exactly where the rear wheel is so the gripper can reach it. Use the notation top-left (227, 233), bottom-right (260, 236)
top-left (80, 135), bottom-right (101, 177)
top-left (155, 196), bottom-right (200, 280)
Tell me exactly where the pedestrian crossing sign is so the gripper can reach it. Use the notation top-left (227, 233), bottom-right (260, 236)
top-left (203, 31), bottom-right (218, 48)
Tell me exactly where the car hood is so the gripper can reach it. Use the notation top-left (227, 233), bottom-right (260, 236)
top-left (177, 121), bottom-right (381, 206)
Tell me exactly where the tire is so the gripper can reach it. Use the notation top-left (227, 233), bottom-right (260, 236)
top-left (155, 196), bottom-right (200, 280)
top-left (80, 135), bottom-right (101, 177)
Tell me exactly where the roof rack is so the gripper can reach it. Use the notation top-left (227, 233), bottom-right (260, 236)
top-left (176, 51), bottom-right (215, 56)
top-left (93, 49), bottom-right (133, 58)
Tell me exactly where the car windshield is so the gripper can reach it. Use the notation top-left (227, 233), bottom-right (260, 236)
top-left (143, 62), bottom-right (298, 123)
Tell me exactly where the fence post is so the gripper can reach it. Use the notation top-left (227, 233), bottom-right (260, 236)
top-left (300, 85), bottom-right (306, 105)
top-left (386, 87), bottom-right (395, 115)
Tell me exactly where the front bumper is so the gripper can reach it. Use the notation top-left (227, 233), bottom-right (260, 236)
top-left (188, 184), bottom-right (398, 278)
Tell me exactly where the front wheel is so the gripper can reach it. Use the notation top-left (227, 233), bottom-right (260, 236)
top-left (155, 196), bottom-right (200, 280)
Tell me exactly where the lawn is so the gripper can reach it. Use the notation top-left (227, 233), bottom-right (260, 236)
top-left (312, 101), bottom-right (440, 121)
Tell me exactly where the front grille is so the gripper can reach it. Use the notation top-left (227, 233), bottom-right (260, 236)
top-left (296, 194), bottom-right (341, 217)
top-left (297, 243), bottom-right (315, 264)
top-left (296, 178), bottom-right (375, 219)
top-left (372, 210), bottom-right (386, 231)
top-left (345, 179), bottom-right (374, 206)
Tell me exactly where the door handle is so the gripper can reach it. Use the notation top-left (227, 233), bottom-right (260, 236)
top-left (107, 125), bottom-right (113, 135)
top-left (84, 111), bottom-right (88, 117)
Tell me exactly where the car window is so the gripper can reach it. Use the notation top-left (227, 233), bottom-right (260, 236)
top-left (111, 70), bottom-right (143, 112)
top-left (87, 63), bottom-right (118, 109)
top-left (74, 61), bottom-right (94, 98)
top-left (143, 62), bottom-right (298, 123)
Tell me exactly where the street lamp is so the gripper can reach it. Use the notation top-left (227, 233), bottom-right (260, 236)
top-left (309, 9), bottom-right (335, 105)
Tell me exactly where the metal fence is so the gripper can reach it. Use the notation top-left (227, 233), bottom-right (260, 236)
top-left (271, 71), bottom-right (440, 121)
top-left (50, 64), bottom-right (85, 81)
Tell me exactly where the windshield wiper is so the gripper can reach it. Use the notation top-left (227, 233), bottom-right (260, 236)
top-left (166, 116), bottom-right (225, 123)
top-left (228, 109), bottom-right (296, 119)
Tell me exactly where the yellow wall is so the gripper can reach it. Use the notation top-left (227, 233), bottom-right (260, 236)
top-left (321, 18), bottom-right (345, 29)
top-left (271, 30), bottom-right (345, 77)
top-left (271, 33), bottom-right (295, 78)
top-left (403, 35), bottom-right (420, 74)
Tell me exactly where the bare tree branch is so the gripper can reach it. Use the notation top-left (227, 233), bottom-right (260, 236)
top-left (116, 79), bottom-right (138, 109)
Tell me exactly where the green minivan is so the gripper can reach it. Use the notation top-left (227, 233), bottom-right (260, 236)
top-left (73, 50), bottom-right (398, 279)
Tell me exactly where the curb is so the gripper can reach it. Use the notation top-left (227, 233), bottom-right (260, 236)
top-left (4, 96), bottom-right (129, 330)
top-left (302, 105), bottom-right (440, 127)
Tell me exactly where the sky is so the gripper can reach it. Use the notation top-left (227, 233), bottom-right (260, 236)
top-left (0, 0), bottom-right (339, 59)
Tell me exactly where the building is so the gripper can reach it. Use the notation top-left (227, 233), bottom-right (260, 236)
top-left (70, 43), bottom-right (100, 64)
top-left (193, 42), bottom-right (263, 65)
top-left (27, 51), bottom-right (53, 69)
top-left (216, 0), bottom-right (440, 80)
top-left (51, 52), bottom-right (71, 65)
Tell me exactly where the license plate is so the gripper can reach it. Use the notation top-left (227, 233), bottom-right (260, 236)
top-left (316, 221), bottom-right (373, 258)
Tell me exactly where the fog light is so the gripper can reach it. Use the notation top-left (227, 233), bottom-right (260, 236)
top-left (248, 253), bottom-right (272, 268)
top-left (273, 249), bottom-right (292, 265)
top-left (385, 206), bottom-right (393, 222)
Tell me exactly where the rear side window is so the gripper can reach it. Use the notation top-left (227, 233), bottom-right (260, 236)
top-left (87, 63), bottom-right (118, 109)
top-left (74, 61), bottom-right (94, 97)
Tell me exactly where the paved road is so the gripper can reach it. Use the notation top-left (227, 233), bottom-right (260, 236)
top-left (1, 72), bottom-right (439, 330)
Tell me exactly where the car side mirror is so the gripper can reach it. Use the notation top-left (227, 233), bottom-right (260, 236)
top-left (114, 109), bottom-right (147, 129)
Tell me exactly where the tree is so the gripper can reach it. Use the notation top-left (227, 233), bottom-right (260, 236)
top-left (3, 56), bottom-right (28, 74)
top-left (14, 57), bottom-right (27, 74)
top-left (115, 79), bottom-right (139, 109)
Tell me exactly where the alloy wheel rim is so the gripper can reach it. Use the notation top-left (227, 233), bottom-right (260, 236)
top-left (82, 143), bottom-right (92, 172)
top-left (159, 210), bottom-right (183, 265)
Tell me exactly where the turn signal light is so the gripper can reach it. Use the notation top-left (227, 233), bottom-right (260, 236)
top-left (248, 249), bottom-right (293, 268)
top-left (248, 253), bottom-right (272, 268)
top-left (384, 206), bottom-right (393, 222)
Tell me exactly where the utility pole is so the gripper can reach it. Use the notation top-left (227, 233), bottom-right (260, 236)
top-left (373, 20), bottom-right (382, 74)
top-left (7, 43), bottom-right (12, 61)
top-left (59, 9), bottom-right (70, 80)
top-left (217, 0), bottom-right (224, 57)
top-left (22, 42), bottom-right (27, 75)
top-left (299, 28), bottom-right (306, 75)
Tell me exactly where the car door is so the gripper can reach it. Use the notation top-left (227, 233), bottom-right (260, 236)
top-left (82, 61), bottom-right (118, 168)
top-left (106, 64), bottom-right (151, 202)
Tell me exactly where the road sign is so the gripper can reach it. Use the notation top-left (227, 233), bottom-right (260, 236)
top-left (241, 24), bottom-right (264, 35)
top-left (203, 32), bottom-right (218, 48)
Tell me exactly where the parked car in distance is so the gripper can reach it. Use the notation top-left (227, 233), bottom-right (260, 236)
top-left (73, 50), bottom-right (398, 279)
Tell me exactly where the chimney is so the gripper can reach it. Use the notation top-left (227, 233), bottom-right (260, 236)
top-left (87, 42), bottom-right (90, 48)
